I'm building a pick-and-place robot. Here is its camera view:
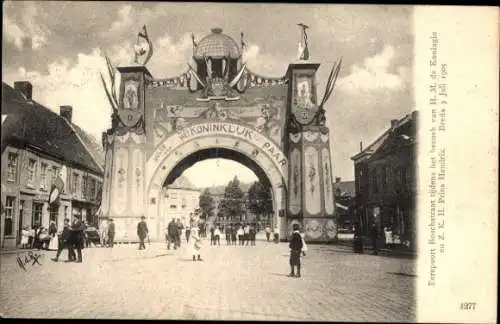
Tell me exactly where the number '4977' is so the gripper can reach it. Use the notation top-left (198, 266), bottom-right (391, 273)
top-left (460, 302), bottom-right (476, 310)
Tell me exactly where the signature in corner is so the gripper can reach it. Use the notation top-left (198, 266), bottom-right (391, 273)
top-left (16, 251), bottom-right (43, 271)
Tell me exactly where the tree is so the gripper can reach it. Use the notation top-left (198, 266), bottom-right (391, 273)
top-left (219, 175), bottom-right (245, 222)
top-left (248, 181), bottom-right (273, 222)
top-left (198, 188), bottom-right (215, 220)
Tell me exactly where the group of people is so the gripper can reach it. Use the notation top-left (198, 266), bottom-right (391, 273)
top-left (50, 215), bottom-right (86, 263)
top-left (165, 218), bottom-right (189, 250)
top-left (164, 215), bottom-right (202, 261)
top-left (208, 223), bottom-right (257, 246)
top-left (98, 218), bottom-right (116, 248)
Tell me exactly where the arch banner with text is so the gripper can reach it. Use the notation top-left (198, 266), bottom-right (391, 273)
top-left (100, 27), bottom-right (338, 243)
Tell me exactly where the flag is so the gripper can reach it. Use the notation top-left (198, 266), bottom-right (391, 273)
top-left (48, 166), bottom-right (67, 205)
top-left (138, 25), bottom-right (148, 39)
top-left (104, 52), bottom-right (117, 101)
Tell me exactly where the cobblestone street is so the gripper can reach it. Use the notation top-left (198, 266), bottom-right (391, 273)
top-left (0, 234), bottom-right (416, 321)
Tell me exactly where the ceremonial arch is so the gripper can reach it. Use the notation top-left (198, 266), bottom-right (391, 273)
top-left (99, 27), bottom-right (340, 243)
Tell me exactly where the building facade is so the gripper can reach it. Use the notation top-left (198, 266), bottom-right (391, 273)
top-left (351, 111), bottom-right (417, 248)
top-left (158, 175), bottom-right (200, 231)
top-left (333, 177), bottom-right (355, 230)
top-left (1, 82), bottom-right (104, 249)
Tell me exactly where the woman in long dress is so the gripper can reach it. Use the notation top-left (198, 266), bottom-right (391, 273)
top-left (20, 226), bottom-right (30, 249)
top-left (48, 221), bottom-right (59, 251)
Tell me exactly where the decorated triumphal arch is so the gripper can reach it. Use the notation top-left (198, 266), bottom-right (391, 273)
top-left (99, 26), bottom-right (341, 243)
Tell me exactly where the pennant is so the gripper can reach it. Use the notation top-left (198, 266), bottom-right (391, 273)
top-left (104, 52), bottom-right (117, 101)
top-left (135, 25), bottom-right (153, 65)
top-left (229, 63), bottom-right (247, 88)
top-left (187, 63), bottom-right (205, 88)
top-left (100, 72), bottom-right (118, 110)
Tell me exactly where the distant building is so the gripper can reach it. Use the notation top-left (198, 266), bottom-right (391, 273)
top-left (1, 81), bottom-right (104, 248)
top-left (351, 111), bottom-right (417, 247)
top-left (159, 175), bottom-right (200, 229)
top-left (333, 177), bottom-right (355, 229)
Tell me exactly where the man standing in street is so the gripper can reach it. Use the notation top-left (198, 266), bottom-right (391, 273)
top-left (265, 225), bottom-right (271, 242)
top-left (137, 216), bottom-right (149, 250)
top-left (67, 215), bottom-right (85, 263)
top-left (370, 222), bottom-right (379, 255)
top-left (167, 218), bottom-right (177, 250)
top-left (176, 218), bottom-right (184, 248)
top-left (108, 219), bottom-right (115, 248)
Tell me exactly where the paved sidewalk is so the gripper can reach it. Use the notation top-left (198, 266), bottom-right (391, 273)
top-left (0, 236), bottom-right (416, 321)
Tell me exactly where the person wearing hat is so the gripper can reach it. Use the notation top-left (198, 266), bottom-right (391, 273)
top-left (137, 215), bottom-right (149, 250)
top-left (288, 223), bottom-right (304, 278)
top-left (67, 215), bottom-right (85, 263)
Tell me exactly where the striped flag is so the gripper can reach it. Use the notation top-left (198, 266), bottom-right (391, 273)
top-left (48, 166), bottom-right (67, 205)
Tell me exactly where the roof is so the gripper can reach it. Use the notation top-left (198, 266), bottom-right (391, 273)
top-left (333, 181), bottom-right (355, 197)
top-left (203, 182), bottom-right (252, 196)
top-left (1, 82), bottom-right (104, 175)
top-left (168, 175), bottom-right (196, 190)
top-left (351, 111), bottom-right (417, 162)
top-left (194, 28), bottom-right (241, 59)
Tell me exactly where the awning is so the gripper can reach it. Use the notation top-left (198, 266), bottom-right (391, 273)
top-left (336, 203), bottom-right (349, 211)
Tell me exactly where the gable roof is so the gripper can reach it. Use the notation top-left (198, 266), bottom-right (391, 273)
top-left (351, 111), bottom-right (417, 162)
top-left (1, 82), bottom-right (104, 175)
top-left (168, 175), bottom-right (196, 189)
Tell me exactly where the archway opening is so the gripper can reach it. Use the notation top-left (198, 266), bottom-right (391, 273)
top-left (157, 147), bottom-right (277, 237)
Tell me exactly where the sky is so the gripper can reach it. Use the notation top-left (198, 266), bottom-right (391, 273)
top-left (2, 2), bottom-right (413, 187)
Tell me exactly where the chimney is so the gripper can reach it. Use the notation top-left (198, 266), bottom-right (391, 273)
top-left (391, 119), bottom-right (399, 128)
top-left (14, 81), bottom-right (33, 100)
top-left (359, 141), bottom-right (363, 152)
top-left (60, 106), bottom-right (73, 122)
top-left (335, 177), bottom-right (341, 183)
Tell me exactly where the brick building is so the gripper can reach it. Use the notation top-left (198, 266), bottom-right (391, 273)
top-left (1, 81), bottom-right (104, 249)
top-left (351, 111), bottom-right (417, 248)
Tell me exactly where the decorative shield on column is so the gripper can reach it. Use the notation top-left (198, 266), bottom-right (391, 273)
top-left (292, 77), bottom-right (318, 125)
top-left (118, 80), bottom-right (143, 127)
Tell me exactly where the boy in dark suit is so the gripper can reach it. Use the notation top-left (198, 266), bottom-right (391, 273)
top-left (288, 223), bottom-right (303, 278)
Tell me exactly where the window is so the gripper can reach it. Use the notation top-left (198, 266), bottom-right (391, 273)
top-left (40, 163), bottom-right (48, 190)
top-left (82, 175), bottom-right (88, 199)
top-left (64, 206), bottom-right (69, 220)
top-left (49, 204), bottom-right (59, 228)
top-left (181, 198), bottom-right (187, 209)
top-left (401, 167), bottom-right (407, 185)
top-left (7, 152), bottom-right (18, 182)
top-left (170, 204), bottom-right (177, 210)
top-left (32, 203), bottom-right (43, 227)
top-left (4, 197), bottom-right (15, 236)
top-left (371, 169), bottom-right (379, 193)
top-left (89, 178), bottom-right (96, 200)
top-left (72, 173), bottom-right (80, 195)
top-left (27, 159), bottom-right (36, 187)
top-left (51, 166), bottom-right (59, 187)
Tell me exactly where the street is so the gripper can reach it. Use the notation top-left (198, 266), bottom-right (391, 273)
top-left (0, 233), bottom-right (416, 321)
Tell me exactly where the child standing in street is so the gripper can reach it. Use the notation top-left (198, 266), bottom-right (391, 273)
top-left (289, 223), bottom-right (303, 278)
top-left (191, 227), bottom-right (203, 261)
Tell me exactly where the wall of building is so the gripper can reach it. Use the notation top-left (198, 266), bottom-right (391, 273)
top-left (1, 145), bottom-right (103, 248)
top-left (159, 188), bottom-right (200, 232)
